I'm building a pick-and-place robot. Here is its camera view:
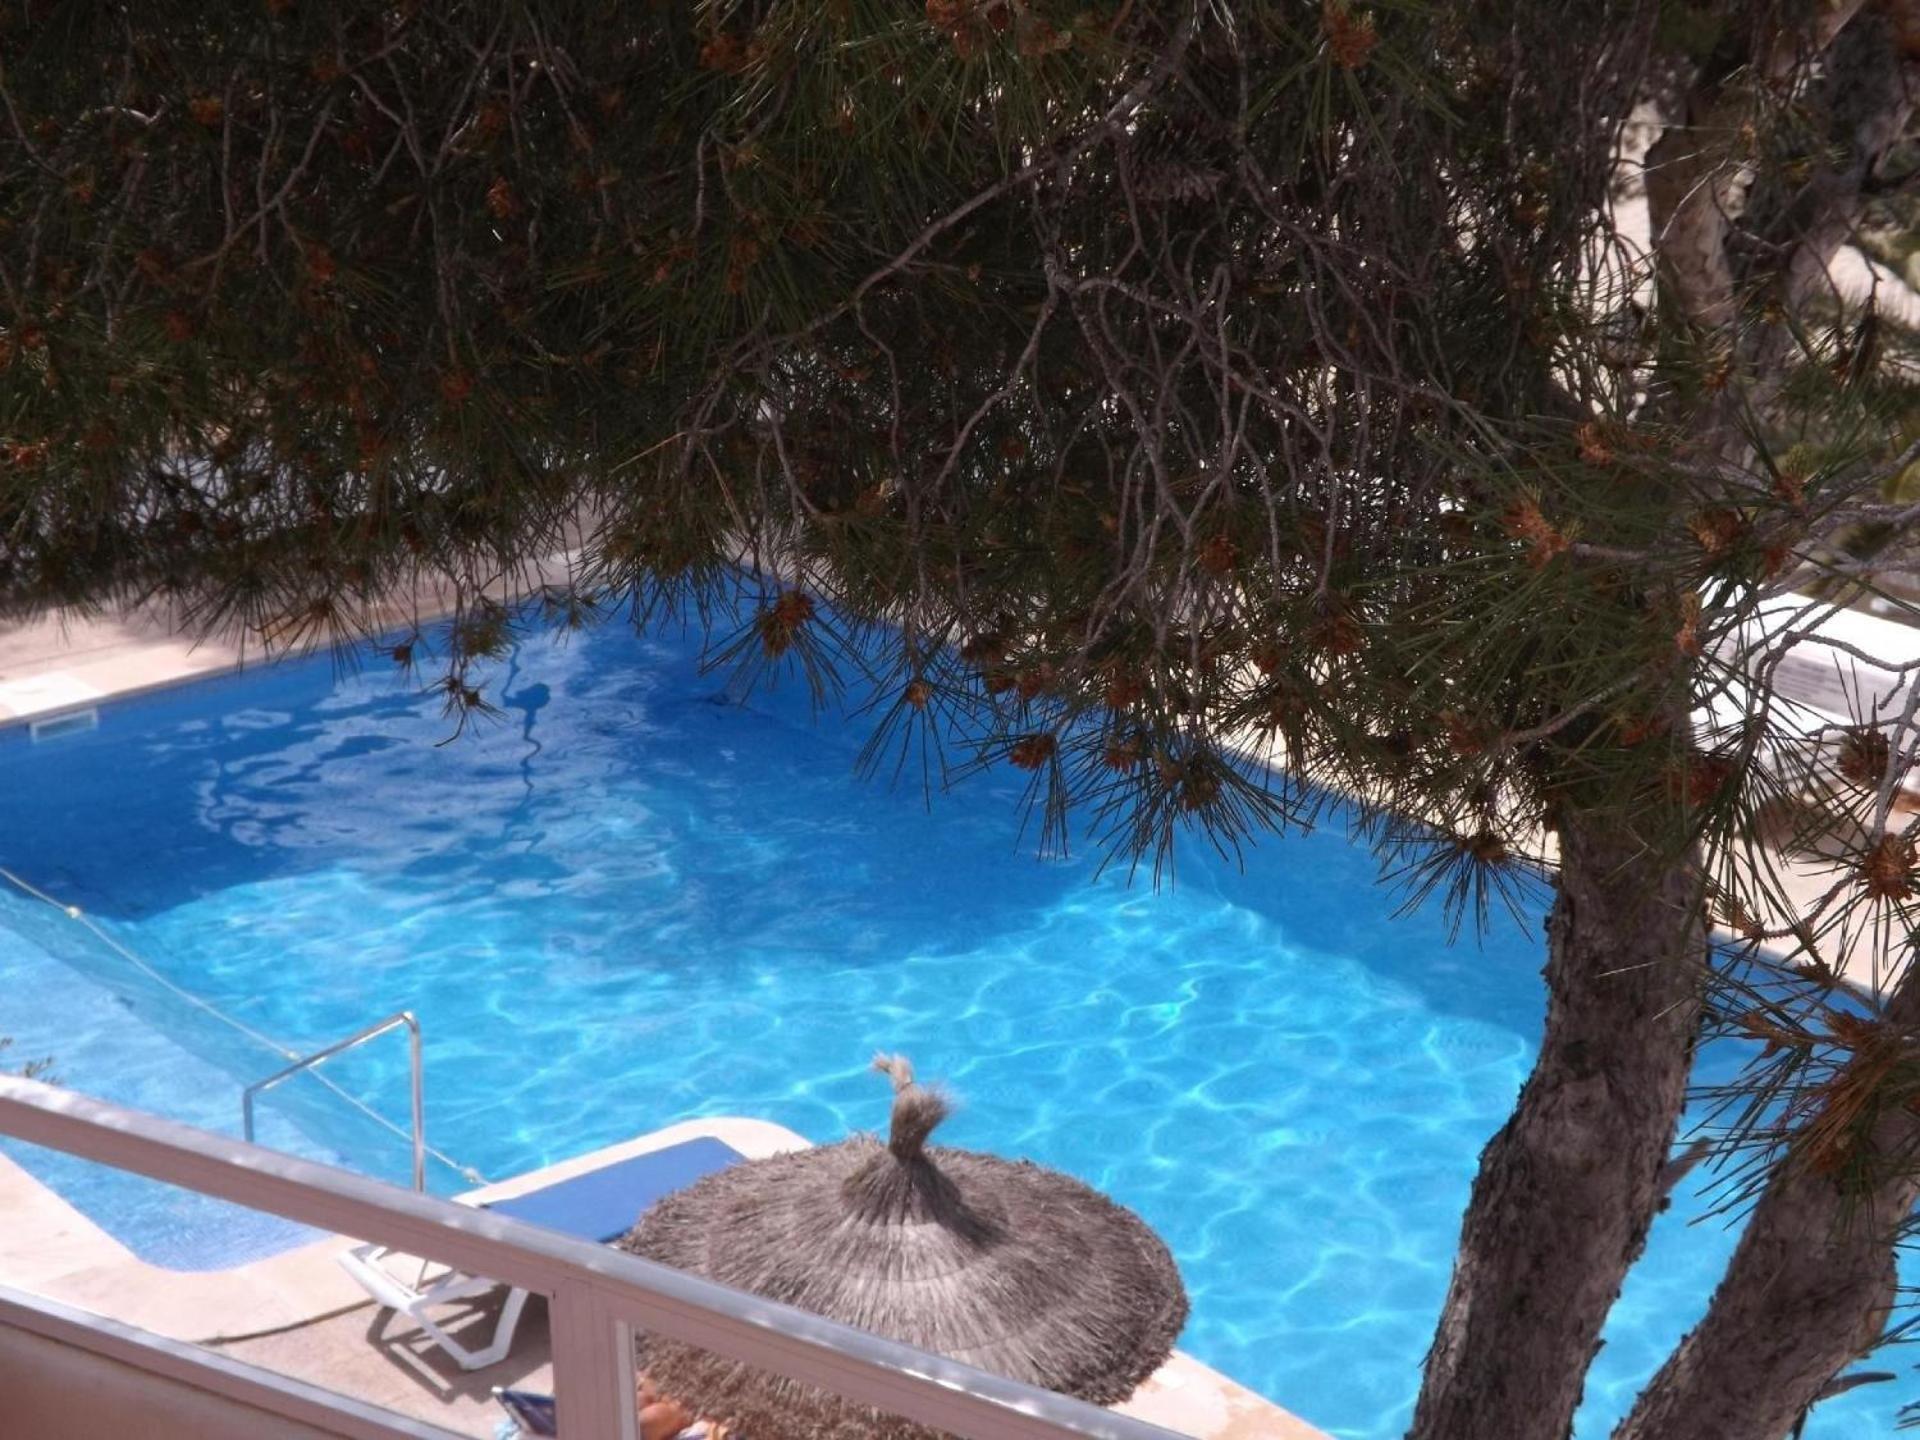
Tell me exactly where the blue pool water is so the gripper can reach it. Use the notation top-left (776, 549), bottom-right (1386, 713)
top-left (0, 605), bottom-right (1908, 1438)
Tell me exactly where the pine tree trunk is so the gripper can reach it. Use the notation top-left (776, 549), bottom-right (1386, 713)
top-left (1408, 812), bottom-right (1706, 1440)
top-left (1611, 986), bottom-right (1920, 1440)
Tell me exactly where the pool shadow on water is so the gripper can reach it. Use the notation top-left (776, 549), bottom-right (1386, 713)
top-left (1, 653), bottom-right (424, 920)
top-left (1181, 815), bottom-right (1551, 1041)
top-left (0, 600), bottom-right (1552, 1067)
top-left (0, 620), bottom-right (1092, 964)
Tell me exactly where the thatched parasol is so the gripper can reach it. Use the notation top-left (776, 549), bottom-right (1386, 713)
top-left (617, 1053), bottom-right (1189, 1440)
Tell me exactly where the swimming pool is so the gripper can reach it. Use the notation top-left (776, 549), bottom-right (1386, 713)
top-left (0, 602), bottom-right (1905, 1439)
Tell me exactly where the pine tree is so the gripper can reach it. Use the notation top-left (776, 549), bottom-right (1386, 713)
top-left (7, 3), bottom-right (1920, 1436)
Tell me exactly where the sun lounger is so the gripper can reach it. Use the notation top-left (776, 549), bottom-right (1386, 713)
top-left (340, 1135), bottom-right (743, 1371)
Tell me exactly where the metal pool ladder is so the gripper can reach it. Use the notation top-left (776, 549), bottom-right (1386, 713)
top-left (242, 1011), bottom-right (426, 1192)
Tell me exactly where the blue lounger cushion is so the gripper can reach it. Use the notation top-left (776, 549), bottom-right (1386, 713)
top-left (482, 1136), bottom-right (743, 1244)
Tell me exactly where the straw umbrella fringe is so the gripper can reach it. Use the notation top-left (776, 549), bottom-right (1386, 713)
top-left (619, 1054), bottom-right (1188, 1440)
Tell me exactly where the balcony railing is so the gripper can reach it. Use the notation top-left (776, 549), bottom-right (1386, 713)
top-left (0, 1076), bottom-right (1192, 1440)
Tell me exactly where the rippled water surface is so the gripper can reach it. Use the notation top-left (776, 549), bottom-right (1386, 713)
top-left (0, 608), bottom-right (1906, 1438)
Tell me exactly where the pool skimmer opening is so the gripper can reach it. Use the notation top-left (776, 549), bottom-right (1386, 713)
top-left (28, 708), bottom-right (99, 742)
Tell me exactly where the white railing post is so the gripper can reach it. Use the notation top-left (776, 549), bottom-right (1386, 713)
top-left (549, 1281), bottom-right (637, 1440)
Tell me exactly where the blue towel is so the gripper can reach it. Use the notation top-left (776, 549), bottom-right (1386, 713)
top-left (483, 1136), bottom-right (743, 1244)
top-left (494, 1388), bottom-right (558, 1438)
top-left (494, 1388), bottom-right (726, 1440)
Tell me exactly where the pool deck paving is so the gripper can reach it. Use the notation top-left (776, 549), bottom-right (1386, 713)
top-left (0, 1117), bottom-right (1323, 1439)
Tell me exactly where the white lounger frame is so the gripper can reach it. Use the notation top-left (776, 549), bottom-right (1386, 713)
top-left (339, 1241), bottom-right (534, 1371)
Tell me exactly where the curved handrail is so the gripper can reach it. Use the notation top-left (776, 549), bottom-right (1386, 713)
top-left (242, 1011), bottom-right (425, 1192)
